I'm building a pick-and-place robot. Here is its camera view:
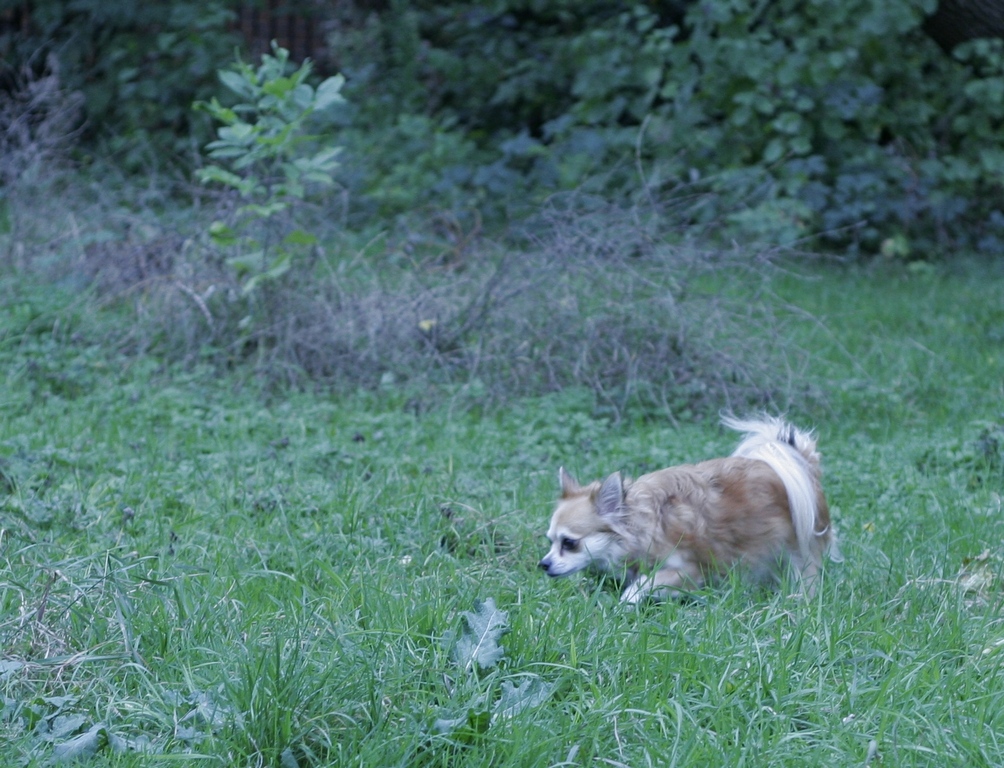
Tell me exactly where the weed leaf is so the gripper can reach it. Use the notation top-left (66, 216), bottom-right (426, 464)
top-left (179, 688), bottom-right (234, 730)
top-left (432, 708), bottom-right (492, 742)
top-left (48, 713), bottom-right (88, 740)
top-left (50, 723), bottom-right (119, 762)
top-left (50, 722), bottom-right (152, 762)
top-left (451, 598), bottom-right (508, 673)
top-left (280, 746), bottom-right (300, 768)
top-left (492, 677), bottom-right (557, 721)
top-left (0, 659), bottom-right (24, 681)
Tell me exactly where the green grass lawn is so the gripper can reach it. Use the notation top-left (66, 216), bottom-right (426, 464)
top-left (2, 262), bottom-right (1003, 766)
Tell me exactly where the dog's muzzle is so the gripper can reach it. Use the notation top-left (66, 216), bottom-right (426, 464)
top-left (538, 558), bottom-right (559, 576)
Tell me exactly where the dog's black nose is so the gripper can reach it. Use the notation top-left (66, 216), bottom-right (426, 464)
top-left (538, 559), bottom-right (550, 573)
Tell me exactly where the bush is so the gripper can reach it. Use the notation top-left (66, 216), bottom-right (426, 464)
top-left (0, 54), bottom-right (83, 187)
top-left (196, 44), bottom-right (345, 296)
top-left (331, 0), bottom-right (1004, 252)
top-left (4, 0), bottom-right (240, 168)
top-left (0, 54), bottom-right (85, 263)
top-left (655, 0), bottom-right (1004, 253)
top-left (101, 190), bottom-right (808, 418)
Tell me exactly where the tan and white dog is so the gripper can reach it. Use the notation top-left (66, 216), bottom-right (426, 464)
top-left (539, 415), bottom-right (841, 602)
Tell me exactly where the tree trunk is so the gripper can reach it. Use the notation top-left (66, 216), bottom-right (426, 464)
top-left (924, 0), bottom-right (1004, 52)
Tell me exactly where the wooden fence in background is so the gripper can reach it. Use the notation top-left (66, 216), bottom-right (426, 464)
top-left (236, 0), bottom-right (333, 66)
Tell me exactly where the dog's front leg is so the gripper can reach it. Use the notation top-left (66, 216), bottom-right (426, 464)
top-left (620, 568), bottom-right (688, 604)
top-left (620, 575), bottom-right (650, 604)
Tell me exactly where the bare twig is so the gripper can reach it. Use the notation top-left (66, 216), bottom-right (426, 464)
top-left (174, 281), bottom-right (215, 332)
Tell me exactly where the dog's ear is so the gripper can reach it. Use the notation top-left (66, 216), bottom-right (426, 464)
top-left (596, 472), bottom-right (623, 517)
top-left (559, 467), bottom-right (579, 497)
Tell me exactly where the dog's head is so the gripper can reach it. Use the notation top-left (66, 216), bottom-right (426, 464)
top-left (539, 468), bottom-right (627, 577)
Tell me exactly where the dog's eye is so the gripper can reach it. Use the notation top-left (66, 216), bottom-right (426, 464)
top-left (561, 537), bottom-right (579, 552)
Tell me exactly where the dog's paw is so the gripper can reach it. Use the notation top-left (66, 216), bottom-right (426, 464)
top-left (620, 579), bottom-right (647, 604)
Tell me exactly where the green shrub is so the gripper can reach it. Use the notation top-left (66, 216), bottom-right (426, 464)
top-left (328, 1), bottom-right (603, 222)
top-left (13, 0), bottom-right (1004, 250)
top-left (333, 0), bottom-right (1004, 251)
top-left (196, 44), bottom-right (345, 295)
top-left (654, 0), bottom-right (1004, 252)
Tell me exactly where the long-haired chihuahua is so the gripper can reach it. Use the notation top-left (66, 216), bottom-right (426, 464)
top-left (539, 415), bottom-right (841, 602)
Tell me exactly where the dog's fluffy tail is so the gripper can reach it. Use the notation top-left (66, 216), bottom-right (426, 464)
top-left (721, 414), bottom-right (836, 563)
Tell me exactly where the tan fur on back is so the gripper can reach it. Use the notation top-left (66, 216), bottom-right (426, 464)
top-left (623, 458), bottom-right (827, 582)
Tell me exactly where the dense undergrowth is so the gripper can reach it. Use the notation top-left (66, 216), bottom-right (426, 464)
top-left (9, 0), bottom-right (1004, 250)
top-left (3, 157), bottom-right (821, 418)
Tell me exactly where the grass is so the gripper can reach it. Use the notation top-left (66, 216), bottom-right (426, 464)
top-left (1, 259), bottom-right (1004, 767)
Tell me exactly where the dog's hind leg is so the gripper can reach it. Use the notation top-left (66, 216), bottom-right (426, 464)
top-left (788, 551), bottom-right (823, 599)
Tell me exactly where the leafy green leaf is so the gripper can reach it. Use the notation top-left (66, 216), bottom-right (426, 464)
top-left (262, 76), bottom-right (296, 99)
top-left (50, 722), bottom-right (152, 762)
top-left (492, 677), bottom-right (557, 721)
top-left (291, 83), bottom-right (316, 112)
top-left (450, 598), bottom-right (508, 672)
top-left (1, 695), bottom-right (16, 721)
top-left (218, 69), bottom-right (256, 101)
top-left (239, 252), bottom-right (291, 295)
top-left (314, 75), bottom-right (346, 112)
top-left (217, 123), bottom-right (255, 146)
top-left (48, 713), bottom-right (88, 740)
top-left (239, 201), bottom-right (287, 219)
top-left (226, 251), bottom-right (265, 278)
top-left (282, 229), bottom-right (318, 247)
top-left (196, 166), bottom-right (258, 198)
top-left (51, 723), bottom-right (115, 762)
top-left (207, 221), bottom-right (240, 247)
top-left (0, 660), bottom-right (24, 681)
top-left (432, 708), bottom-right (492, 741)
top-left (195, 98), bottom-right (237, 123)
top-left (262, 253), bottom-right (292, 281)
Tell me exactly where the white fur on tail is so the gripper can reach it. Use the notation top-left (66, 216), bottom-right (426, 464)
top-left (721, 414), bottom-right (824, 563)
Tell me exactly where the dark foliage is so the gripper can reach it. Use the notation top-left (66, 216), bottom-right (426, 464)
top-left (2, 0), bottom-right (241, 168)
top-left (333, 0), bottom-right (1004, 252)
top-left (7, 1), bottom-right (1004, 250)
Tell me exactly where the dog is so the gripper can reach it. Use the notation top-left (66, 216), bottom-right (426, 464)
top-left (539, 415), bottom-right (841, 602)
